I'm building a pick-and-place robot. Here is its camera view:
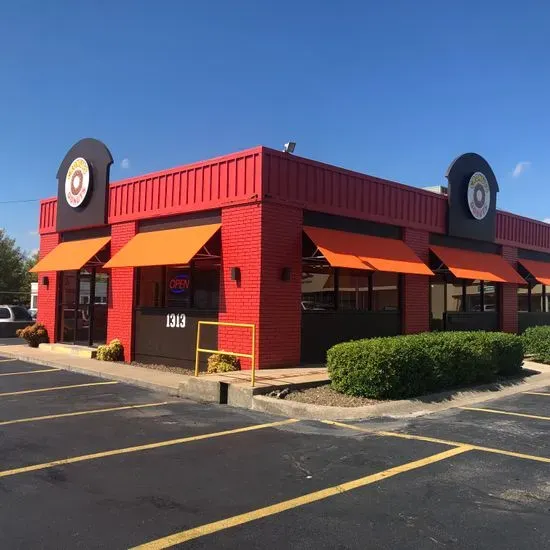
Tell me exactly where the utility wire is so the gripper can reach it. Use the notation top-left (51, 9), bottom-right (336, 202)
top-left (0, 198), bottom-right (41, 204)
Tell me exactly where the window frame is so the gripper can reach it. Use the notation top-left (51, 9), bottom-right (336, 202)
top-left (135, 261), bottom-right (220, 311)
top-left (301, 265), bottom-right (401, 313)
top-left (518, 281), bottom-right (549, 313)
top-left (430, 273), bottom-right (500, 314)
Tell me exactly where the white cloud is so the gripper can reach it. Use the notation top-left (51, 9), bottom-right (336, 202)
top-left (28, 229), bottom-right (38, 236)
top-left (543, 218), bottom-right (550, 224)
top-left (30, 248), bottom-right (39, 255)
top-left (512, 161), bottom-right (531, 178)
top-left (121, 158), bottom-right (130, 169)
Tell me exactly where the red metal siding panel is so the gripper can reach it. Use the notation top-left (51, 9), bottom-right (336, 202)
top-left (496, 211), bottom-right (550, 252)
top-left (262, 148), bottom-right (447, 233)
top-left (38, 199), bottom-right (57, 234)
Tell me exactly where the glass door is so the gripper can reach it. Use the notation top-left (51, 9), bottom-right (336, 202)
top-left (75, 269), bottom-right (92, 345)
top-left (91, 270), bottom-right (109, 346)
top-left (59, 271), bottom-right (78, 343)
top-left (58, 269), bottom-right (109, 347)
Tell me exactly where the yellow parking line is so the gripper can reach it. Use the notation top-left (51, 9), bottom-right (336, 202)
top-left (0, 381), bottom-right (117, 398)
top-left (323, 420), bottom-right (550, 464)
top-left (524, 391), bottom-right (550, 397)
top-left (0, 419), bottom-right (298, 479)
top-left (0, 401), bottom-right (175, 426)
top-left (0, 368), bottom-right (61, 377)
top-left (131, 446), bottom-right (471, 549)
top-left (459, 406), bottom-right (550, 422)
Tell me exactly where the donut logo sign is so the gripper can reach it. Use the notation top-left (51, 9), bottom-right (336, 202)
top-left (65, 157), bottom-right (91, 208)
top-left (467, 172), bottom-right (490, 220)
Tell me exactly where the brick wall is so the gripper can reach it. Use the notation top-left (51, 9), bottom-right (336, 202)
top-left (218, 204), bottom-right (262, 369)
top-left (218, 202), bottom-right (302, 369)
top-left (258, 203), bottom-right (302, 367)
top-left (501, 245), bottom-right (518, 333)
top-left (107, 222), bottom-right (137, 360)
top-left (402, 228), bottom-right (430, 333)
top-left (37, 232), bottom-right (61, 341)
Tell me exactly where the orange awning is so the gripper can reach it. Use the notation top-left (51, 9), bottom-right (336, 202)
top-left (304, 226), bottom-right (433, 275)
top-left (104, 223), bottom-right (220, 269)
top-left (431, 245), bottom-right (525, 284)
top-left (518, 259), bottom-right (550, 286)
top-left (30, 237), bottom-right (111, 272)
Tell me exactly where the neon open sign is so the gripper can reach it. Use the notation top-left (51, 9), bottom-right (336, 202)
top-left (169, 273), bottom-right (190, 294)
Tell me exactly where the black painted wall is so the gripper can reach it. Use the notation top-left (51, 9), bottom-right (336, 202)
top-left (446, 153), bottom-right (499, 242)
top-left (518, 312), bottom-right (550, 333)
top-left (134, 308), bottom-right (218, 369)
top-left (56, 138), bottom-right (113, 232)
top-left (300, 311), bottom-right (401, 364)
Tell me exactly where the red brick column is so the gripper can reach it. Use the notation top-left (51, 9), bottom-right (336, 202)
top-left (501, 245), bottom-right (518, 333)
top-left (258, 203), bottom-right (302, 367)
top-left (218, 204), bottom-right (262, 369)
top-left (107, 221), bottom-right (137, 361)
top-left (37, 232), bottom-right (61, 341)
top-left (402, 228), bottom-right (430, 334)
top-left (218, 202), bottom-right (302, 369)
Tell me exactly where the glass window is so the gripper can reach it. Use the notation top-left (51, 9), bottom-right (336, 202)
top-left (192, 264), bottom-right (220, 310)
top-left (465, 280), bottom-right (482, 312)
top-left (137, 267), bottom-right (164, 307)
top-left (518, 286), bottom-right (529, 312)
top-left (338, 271), bottom-right (369, 311)
top-left (137, 264), bottom-right (220, 310)
top-left (430, 279), bottom-right (445, 328)
top-left (483, 282), bottom-right (498, 312)
top-left (301, 266), bottom-right (335, 311)
top-left (0, 307), bottom-right (10, 319)
top-left (11, 306), bottom-right (31, 321)
top-left (446, 282), bottom-right (463, 312)
top-left (531, 283), bottom-right (544, 312)
top-left (166, 267), bottom-right (192, 308)
top-left (372, 271), bottom-right (399, 311)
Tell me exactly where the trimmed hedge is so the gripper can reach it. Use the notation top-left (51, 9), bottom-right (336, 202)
top-left (522, 325), bottom-right (550, 363)
top-left (327, 331), bottom-right (524, 399)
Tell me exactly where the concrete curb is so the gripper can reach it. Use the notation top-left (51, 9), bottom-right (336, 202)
top-left (250, 363), bottom-right (550, 420)
top-left (4, 347), bottom-right (550, 422)
top-left (0, 349), bottom-right (182, 396)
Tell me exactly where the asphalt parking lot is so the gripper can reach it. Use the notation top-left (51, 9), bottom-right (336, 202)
top-left (1, 356), bottom-right (550, 549)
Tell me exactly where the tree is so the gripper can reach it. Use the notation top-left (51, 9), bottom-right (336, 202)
top-left (20, 249), bottom-right (39, 300)
top-left (0, 229), bottom-right (34, 305)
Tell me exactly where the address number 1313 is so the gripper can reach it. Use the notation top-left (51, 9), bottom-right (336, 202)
top-left (166, 313), bottom-right (186, 328)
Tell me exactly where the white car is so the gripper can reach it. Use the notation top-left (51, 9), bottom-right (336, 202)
top-left (0, 305), bottom-right (34, 338)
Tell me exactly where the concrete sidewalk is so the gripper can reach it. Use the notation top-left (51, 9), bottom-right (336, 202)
top-left (3, 344), bottom-right (550, 421)
top-left (0, 344), bottom-right (188, 395)
top-left (0, 344), bottom-right (328, 400)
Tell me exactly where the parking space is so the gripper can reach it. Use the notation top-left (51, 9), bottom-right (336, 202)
top-left (1, 356), bottom-right (550, 549)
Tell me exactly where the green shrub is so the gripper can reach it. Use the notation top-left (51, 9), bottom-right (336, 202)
top-left (96, 339), bottom-right (124, 362)
top-left (207, 353), bottom-right (241, 373)
top-left (328, 331), bottom-right (524, 400)
top-left (522, 325), bottom-right (550, 363)
top-left (16, 323), bottom-right (49, 348)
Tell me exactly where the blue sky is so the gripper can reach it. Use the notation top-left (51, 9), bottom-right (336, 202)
top-left (1, 1), bottom-right (549, 253)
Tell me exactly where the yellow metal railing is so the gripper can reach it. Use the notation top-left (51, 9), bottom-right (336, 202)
top-left (194, 321), bottom-right (257, 387)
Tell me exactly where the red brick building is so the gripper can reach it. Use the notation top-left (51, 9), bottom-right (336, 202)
top-left (32, 140), bottom-right (550, 369)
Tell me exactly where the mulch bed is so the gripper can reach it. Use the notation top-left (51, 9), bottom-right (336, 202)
top-left (129, 361), bottom-right (194, 376)
top-left (284, 384), bottom-right (380, 407)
